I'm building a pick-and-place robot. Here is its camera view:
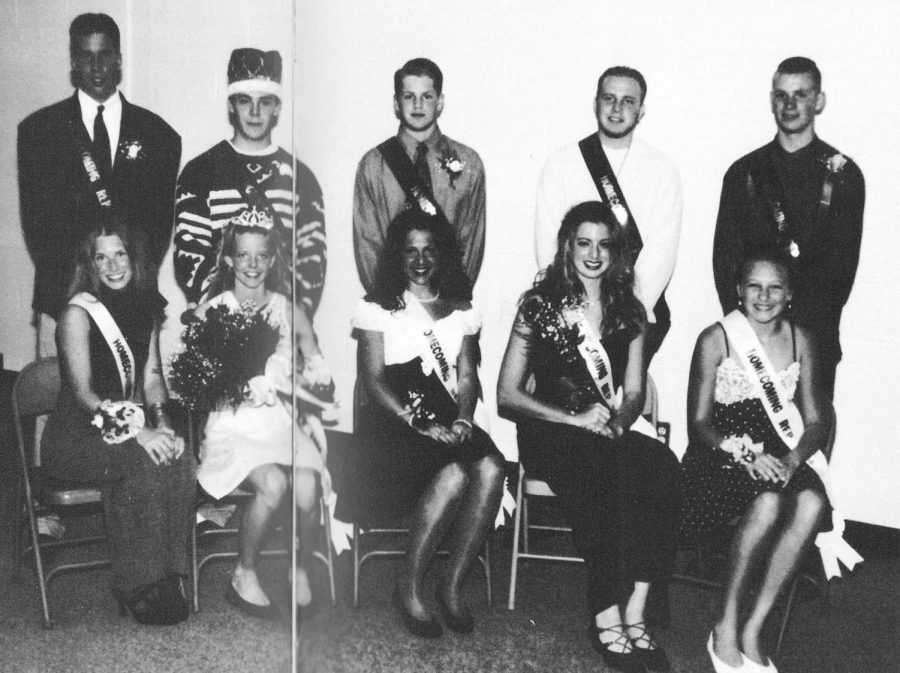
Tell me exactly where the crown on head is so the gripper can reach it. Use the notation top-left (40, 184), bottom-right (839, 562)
top-left (230, 206), bottom-right (274, 230)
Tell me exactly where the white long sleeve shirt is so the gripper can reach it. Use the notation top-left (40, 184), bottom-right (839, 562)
top-left (534, 136), bottom-right (683, 323)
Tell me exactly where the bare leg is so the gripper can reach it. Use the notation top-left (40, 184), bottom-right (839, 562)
top-left (233, 463), bottom-right (289, 606)
top-left (440, 454), bottom-right (504, 614)
top-left (295, 468), bottom-right (318, 607)
top-left (399, 462), bottom-right (468, 620)
top-left (713, 492), bottom-right (784, 667)
top-left (741, 489), bottom-right (826, 664)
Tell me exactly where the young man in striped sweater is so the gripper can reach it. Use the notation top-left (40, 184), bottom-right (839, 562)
top-left (173, 48), bottom-right (326, 316)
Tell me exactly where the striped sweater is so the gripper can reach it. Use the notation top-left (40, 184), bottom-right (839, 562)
top-left (173, 140), bottom-right (326, 313)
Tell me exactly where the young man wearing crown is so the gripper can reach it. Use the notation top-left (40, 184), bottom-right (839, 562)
top-left (353, 57), bottom-right (486, 292)
top-left (18, 13), bottom-right (181, 356)
top-left (173, 48), bottom-right (326, 315)
top-left (534, 66), bottom-right (682, 365)
top-left (713, 57), bottom-right (865, 398)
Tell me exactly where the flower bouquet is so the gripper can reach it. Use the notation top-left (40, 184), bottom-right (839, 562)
top-left (169, 302), bottom-right (281, 413)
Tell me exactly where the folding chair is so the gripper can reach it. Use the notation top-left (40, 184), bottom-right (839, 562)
top-left (507, 375), bottom-right (665, 610)
top-left (187, 410), bottom-right (336, 612)
top-left (350, 378), bottom-right (492, 608)
top-left (12, 357), bottom-right (110, 628)
top-left (673, 408), bottom-right (836, 656)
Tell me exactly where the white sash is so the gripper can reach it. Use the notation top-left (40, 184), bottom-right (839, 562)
top-left (570, 306), bottom-right (618, 411)
top-left (568, 305), bottom-right (658, 439)
top-left (69, 292), bottom-right (136, 399)
top-left (721, 310), bottom-right (862, 578)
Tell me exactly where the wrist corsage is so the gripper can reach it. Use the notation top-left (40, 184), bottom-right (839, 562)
top-left (718, 434), bottom-right (764, 467)
top-left (91, 400), bottom-right (145, 444)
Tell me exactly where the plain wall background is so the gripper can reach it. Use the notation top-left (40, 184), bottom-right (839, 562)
top-left (2, 1), bottom-right (897, 530)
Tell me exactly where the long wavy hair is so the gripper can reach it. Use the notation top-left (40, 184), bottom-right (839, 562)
top-left (68, 209), bottom-right (157, 300)
top-left (366, 208), bottom-right (471, 311)
top-left (206, 221), bottom-right (285, 299)
top-left (528, 200), bottom-right (645, 338)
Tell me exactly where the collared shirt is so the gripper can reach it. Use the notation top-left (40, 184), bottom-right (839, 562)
top-left (78, 89), bottom-right (122, 165)
top-left (534, 136), bottom-right (683, 323)
top-left (353, 126), bottom-right (486, 293)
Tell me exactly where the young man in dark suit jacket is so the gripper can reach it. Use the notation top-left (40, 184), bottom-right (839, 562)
top-left (18, 13), bottom-right (181, 356)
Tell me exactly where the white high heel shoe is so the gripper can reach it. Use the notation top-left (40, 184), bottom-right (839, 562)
top-left (707, 632), bottom-right (745, 672)
top-left (741, 653), bottom-right (777, 673)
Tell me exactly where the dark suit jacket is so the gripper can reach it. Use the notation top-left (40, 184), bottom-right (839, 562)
top-left (18, 91), bottom-right (181, 318)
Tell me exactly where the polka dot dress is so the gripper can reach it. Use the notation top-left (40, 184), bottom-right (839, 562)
top-left (680, 358), bottom-right (830, 541)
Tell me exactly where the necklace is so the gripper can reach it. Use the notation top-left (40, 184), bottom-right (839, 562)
top-left (415, 291), bottom-right (441, 304)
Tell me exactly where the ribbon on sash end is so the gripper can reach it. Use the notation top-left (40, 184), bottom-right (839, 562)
top-left (721, 311), bottom-right (862, 578)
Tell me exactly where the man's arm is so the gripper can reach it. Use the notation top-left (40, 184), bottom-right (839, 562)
top-left (632, 162), bottom-right (682, 321)
top-left (295, 160), bottom-right (327, 315)
top-left (534, 156), bottom-right (566, 269)
top-left (172, 160), bottom-right (215, 305)
top-left (142, 126), bottom-right (181, 268)
top-left (18, 116), bottom-right (61, 268)
top-left (712, 165), bottom-right (746, 315)
top-left (352, 154), bottom-right (392, 295)
top-left (455, 153), bottom-right (486, 284)
top-left (816, 162), bottom-right (865, 311)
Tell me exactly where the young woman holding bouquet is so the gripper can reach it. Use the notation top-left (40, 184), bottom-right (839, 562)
top-left (497, 201), bottom-right (680, 673)
top-left (681, 249), bottom-right (836, 673)
top-left (193, 207), bottom-right (331, 619)
top-left (347, 208), bottom-right (505, 638)
top-left (42, 213), bottom-right (195, 625)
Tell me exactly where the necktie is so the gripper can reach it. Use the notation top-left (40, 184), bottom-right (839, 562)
top-left (414, 142), bottom-right (432, 195)
top-left (93, 104), bottom-right (112, 176)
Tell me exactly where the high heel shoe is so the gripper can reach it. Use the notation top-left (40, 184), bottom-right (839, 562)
top-left (587, 623), bottom-right (643, 673)
top-left (435, 585), bottom-right (474, 634)
top-left (741, 653), bottom-right (777, 672)
top-left (707, 632), bottom-right (745, 672)
top-left (392, 587), bottom-right (442, 639)
top-left (225, 583), bottom-right (281, 620)
top-left (626, 621), bottom-right (671, 672)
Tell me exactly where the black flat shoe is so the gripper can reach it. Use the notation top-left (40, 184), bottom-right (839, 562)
top-left (159, 573), bottom-right (190, 623)
top-left (225, 583), bottom-right (281, 620)
top-left (113, 579), bottom-right (183, 626)
top-left (588, 623), bottom-right (644, 673)
top-left (393, 587), bottom-right (442, 639)
top-left (435, 586), bottom-right (474, 634)
top-left (627, 621), bottom-right (671, 672)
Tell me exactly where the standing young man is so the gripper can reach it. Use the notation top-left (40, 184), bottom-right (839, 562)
top-left (713, 57), bottom-right (865, 398)
top-left (18, 13), bottom-right (181, 356)
top-left (535, 66), bottom-right (682, 363)
top-left (174, 48), bottom-right (326, 314)
top-left (353, 58), bottom-right (486, 292)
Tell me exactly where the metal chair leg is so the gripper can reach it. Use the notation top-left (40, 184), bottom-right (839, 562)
top-left (352, 522), bottom-right (361, 608)
top-left (507, 467), bottom-right (525, 610)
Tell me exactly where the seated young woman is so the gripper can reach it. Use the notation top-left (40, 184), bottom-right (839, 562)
top-left (42, 213), bottom-right (194, 625)
top-left (346, 208), bottom-right (505, 638)
top-left (194, 207), bottom-right (330, 619)
top-left (680, 248), bottom-right (833, 673)
top-left (497, 201), bottom-right (680, 673)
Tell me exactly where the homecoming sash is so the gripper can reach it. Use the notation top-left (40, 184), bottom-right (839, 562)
top-left (69, 118), bottom-right (113, 209)
top-left (569, 305), bottom-right (659, 440)
top-left (569, 305), bottom-right (618, 411)
top-left (69, 292), bottom-right (136, 400)
top-left (377, 137), bottom-right (451, 224)
top-left (721, 310), bottom-right (863, 578)
top-left (578, 134), bottom-right (670, 326)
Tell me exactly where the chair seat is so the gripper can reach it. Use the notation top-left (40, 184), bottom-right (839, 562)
top-left (523, 477), bottom-right (556, 497)
top-left (33, 469), bottom-right (102, 507)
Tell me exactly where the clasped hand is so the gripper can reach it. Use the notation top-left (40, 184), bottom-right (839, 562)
top-left (137, 427), bottom-right (184, 466)
top-left (744, 452), bottom-right (799, 486)
top-left (417, 421), bottom-right (471, 445)
top-left (571, 403), bottom-right (617, 439)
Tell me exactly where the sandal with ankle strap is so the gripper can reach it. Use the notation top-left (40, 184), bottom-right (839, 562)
top-left (626, 620), bottom-right (671, 671)
top-left (587, 623), bottom-right (643, 673)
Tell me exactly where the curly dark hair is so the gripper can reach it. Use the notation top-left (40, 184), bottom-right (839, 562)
top-left (526, 200), bottom-right (645, 338)
top-left (366, 208), bottom-right (471, 311)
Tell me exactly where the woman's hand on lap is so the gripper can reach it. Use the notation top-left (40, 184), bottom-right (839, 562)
top-left (419, 422), bottom-right (459, 445)
top-left (570, 403), bottom-right (614, 437)
top-left (744, 453), bottom-right (784, 482)
top-left (137, 428), bottom-right (179, 465)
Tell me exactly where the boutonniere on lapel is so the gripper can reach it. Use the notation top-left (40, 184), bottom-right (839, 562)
top-left (118, 139), bottom-right (145, 163)
top-left (821, 152), bottom-right (847, 175)
top-left (438, 151), bottom-right (465, 189)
